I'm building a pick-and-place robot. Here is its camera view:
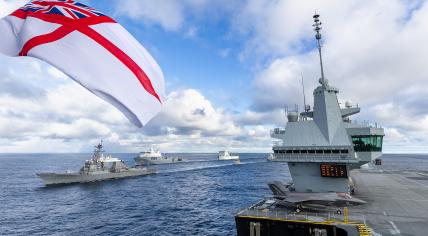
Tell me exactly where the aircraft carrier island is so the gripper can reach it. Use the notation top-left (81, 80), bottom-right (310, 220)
top-left (235, 14), bottom-right (427, 236)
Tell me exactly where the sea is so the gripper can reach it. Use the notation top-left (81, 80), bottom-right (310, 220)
top-left (1, 153), bottom-right (427, 236)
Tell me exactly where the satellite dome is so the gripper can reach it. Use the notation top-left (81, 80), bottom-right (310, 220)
top-left (287, 111), bottom-right (298, 122)
top-left (345, 101), bottom-right (352, 108)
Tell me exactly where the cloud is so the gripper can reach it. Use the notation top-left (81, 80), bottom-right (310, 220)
top-left (114, 0), bottom-right (244, 32)
top-left (250, 57), bottom-right (311, 112)
top-left (368, 102), bottom-right (428, 153)
top-left (116, 0), bottom-right (185, 31)
top-left (0, 59), bottom-right (272, 152)
top-left (237, 109), bottom-right (286, 127)
top-left (146, 89), bottom-right (241, 137)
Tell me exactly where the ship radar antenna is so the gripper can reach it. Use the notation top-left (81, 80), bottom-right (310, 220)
top-left (313, 12), bottom-right (327, 87)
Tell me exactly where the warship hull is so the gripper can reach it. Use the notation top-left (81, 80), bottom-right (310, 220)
top-left (37, 168), bottom-right (156, 186)
top-left (134, 157), bottom-right (183, 165)
top-left (218, 156), bottom-right (239, 161)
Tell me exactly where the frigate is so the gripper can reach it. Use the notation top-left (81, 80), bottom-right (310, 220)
top-left (37, 141), bottom-right (155, 186)
top-left (235, 14), bottom-right (427, 236)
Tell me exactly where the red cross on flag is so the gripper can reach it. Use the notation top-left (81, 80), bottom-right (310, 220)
top-left (0, 0), bottom-right (165, 127)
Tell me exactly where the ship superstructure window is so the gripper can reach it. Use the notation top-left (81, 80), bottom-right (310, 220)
top-left (273, 148), bottom-right (350, 155)
top-left (352, 135), bottom-right (383, 152)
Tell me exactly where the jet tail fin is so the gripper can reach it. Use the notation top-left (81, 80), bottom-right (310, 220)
top-left (268, 181), bottom-right (288, 197)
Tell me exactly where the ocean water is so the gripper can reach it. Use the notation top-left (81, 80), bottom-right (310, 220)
top-left (0, 153), bottom-right (426, 235)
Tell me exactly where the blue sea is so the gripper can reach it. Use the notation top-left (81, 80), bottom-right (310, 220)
top-left (0, 153), bottom-right (427, 235)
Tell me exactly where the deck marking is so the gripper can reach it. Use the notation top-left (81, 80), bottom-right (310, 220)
top-left (388, 221), bottom-right (401, 235)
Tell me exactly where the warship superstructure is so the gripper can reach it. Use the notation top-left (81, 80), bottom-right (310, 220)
top-left (235, 14), bottom-right (388, 236)
top-left (269, 24), bottom-right (384, 193)
top-left (37, 141), bottom-right (155, 186)
top-left (134, 145), bottom-right (183, 165)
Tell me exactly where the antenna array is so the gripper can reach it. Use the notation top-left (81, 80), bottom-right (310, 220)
top-left (313, 13), bottom-right (327, 86)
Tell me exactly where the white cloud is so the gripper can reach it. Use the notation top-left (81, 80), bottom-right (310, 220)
top-left (0, 58), bottom-right (273, 152)
top-left (115, 0), bottom-right (243, 32)
top-left (147, 89), bottom-right (241, 137)
top-left (116, 0), bottom-right (185, 31)
top-left (238, 109), bottom-right (286, 127)
top-left (251, 57), bottom-right (310, 112)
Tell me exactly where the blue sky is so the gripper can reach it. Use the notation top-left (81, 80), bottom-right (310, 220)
top-left (112, 4), bottom-right (254, 112)
top-left (0, 0), bottom-right (427, 153)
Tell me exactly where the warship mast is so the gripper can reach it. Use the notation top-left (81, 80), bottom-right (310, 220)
top-left (313, 13), bottom-right (327, 86)
top-left (269, 14), bottom-right (384, 193)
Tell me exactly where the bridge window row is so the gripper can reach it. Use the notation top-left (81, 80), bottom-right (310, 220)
top-left (351, 135), bottom-right (383, 152)
top-left (274, 149), bottom-right (349, 154)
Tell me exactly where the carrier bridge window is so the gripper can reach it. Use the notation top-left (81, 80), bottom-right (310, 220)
top-left (351, 135), bottom-right (383, 152)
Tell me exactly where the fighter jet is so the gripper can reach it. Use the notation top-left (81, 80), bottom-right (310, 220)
top-left (268, 181), bottom-right (366, 213)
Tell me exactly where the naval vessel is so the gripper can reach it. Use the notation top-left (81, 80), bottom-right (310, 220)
top-left (218, 150), bottom-right (240, 160)
top-left (235, 14), bottom-right (427, 236)
top-left (134, 145), bottom-right (183, 165)
top-left (37, 141), bottom-right (155, 186)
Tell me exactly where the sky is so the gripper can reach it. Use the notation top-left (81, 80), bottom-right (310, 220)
top-left (0, 0), bottom-right (427, 153)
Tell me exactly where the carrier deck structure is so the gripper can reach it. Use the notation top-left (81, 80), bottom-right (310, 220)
top-left (233, 14), bottom-right (425, 236)
top-left (235, 167), bottom-right (428, 235)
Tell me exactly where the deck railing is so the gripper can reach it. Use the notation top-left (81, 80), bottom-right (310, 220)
top-left (237, 207), bottom-right (368, 227)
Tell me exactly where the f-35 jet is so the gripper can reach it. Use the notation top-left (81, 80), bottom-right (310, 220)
top-left (268, 181), bottom-right (366, 213)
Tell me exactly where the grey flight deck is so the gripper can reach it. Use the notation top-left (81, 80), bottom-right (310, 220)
top-left (351, 169), bottom-right (428, 235)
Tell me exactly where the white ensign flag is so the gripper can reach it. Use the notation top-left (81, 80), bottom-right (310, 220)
top-left (0, 0), bottom-right (165, 127)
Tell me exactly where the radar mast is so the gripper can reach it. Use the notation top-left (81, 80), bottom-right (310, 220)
top-left (313, 13), bottom-right (327, 87)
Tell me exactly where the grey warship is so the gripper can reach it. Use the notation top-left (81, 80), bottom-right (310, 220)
top-left (134, 145), bottom-right (183, 165)
top-left (236, 14), bottom-right (428, 236)
top-left (37, 141), bottom-right (155, 186)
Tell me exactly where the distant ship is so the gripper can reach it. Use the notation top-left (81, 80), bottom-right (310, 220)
top-left (218, 151), bottom-right (239, 160)
top-left (134, 145), bottom-right (183, 165)
top-left (37, 141), bottom-right (155, 186)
